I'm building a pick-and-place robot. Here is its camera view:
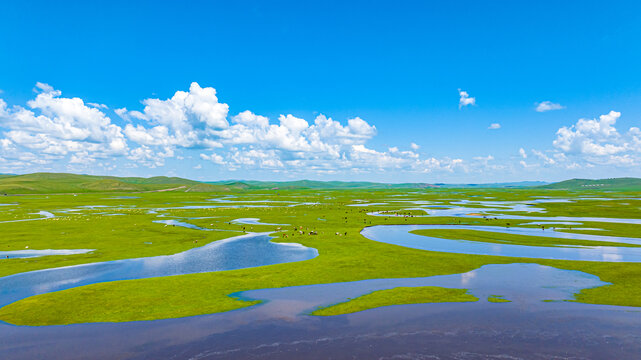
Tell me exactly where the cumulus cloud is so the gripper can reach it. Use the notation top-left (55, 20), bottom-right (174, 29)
top-left (0, 83), bottom-right (127, 165)
top-left (127, 145), bottom-right (174, 168)
top-left (542, 110), bottom-right (641, 167)
top-left (488, 123), bottom-right (501, 130)
top-left (536, 101), bottom-right (565, 112)
top-left (0, 82), bottom-right (487, 176)
top-left (200, 152), bottom-right (226, 165)
top-left (232, 110), bottom-right (269, 128)
top-left (554, 111), bottom-right (625, 156)
top-left (118, 82), bottom-right (230, 150)
top-left (458, 89), bottom-right (476, 108)
top-left (514, 110), bottom-right (641, 171)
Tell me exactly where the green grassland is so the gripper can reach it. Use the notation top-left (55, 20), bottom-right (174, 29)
top-left (0, 173), bottom-right (246, 194)
top-left (540, 177), bottom-right (641, 191)
top-left (0, 183), bottom-right (641, 325)
top-left (311, 286), bottom-right (478, 316)
top-left (0, 173), bottom-right (548, 195)
top-left (488, 295), bottom-right (511, 303)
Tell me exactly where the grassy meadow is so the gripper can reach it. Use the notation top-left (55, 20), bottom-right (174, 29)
top-left (1, 178), bottom-right (641, 325)
top-left (311, 286), bottom-right (479, 316)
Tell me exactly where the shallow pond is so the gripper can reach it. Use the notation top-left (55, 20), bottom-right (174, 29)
top-left (152, 219), bottom-right (214, 231)
top-left (0, 210), bottom-right (55, 224)
top-left (0, 248), bottom-right (94, 259)
top-left (346, 202), bottom-right (388, 207)
top-left (239, 263), bottom-right (607, 316)
top-left (3, 263), bottom-right (639, 360)
top-left (231, 218), bottom-right (288, 226)
top-left (3, 199), bottom-right (641, 359)
top-left (520, 221), bottom-right (583, 225)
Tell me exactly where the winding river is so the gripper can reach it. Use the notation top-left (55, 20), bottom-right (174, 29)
top-left (2, 200), bottom-right (641, 359)
top-left (361, 224), bottom-right (641, 262)
top-left (0, 232), bottom-right (318, 309)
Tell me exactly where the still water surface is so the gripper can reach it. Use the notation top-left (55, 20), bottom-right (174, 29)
top-left (362, 224), bottom-right (641, 262)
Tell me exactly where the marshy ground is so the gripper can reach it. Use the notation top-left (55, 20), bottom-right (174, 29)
top-left (1, 188), bottom-right (641, 358)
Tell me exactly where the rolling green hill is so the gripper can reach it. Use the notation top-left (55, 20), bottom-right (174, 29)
top-left (208, 180), bottom-right (546, 190)
top-left (0, 173), bottom-right (236, 194)
top-left (4, 172), bottom-right (638, 194)
top-left (209, 180), bottom-right (439, 190)
top-left (540, 177), bottom-right (641, 191)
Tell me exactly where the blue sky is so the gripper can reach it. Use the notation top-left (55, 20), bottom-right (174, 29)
top-left (1, 1), bottom-right (641, 182)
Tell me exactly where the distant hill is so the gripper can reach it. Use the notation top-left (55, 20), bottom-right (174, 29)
top-left (432, 181), bottom-right (548, 188)
top-left (540, 178), bottom-right (641, 191)
top-left (0, 173), bottom-right (239, 194)
top-left (208, 180), bottom-right (435, 190)
top-left (208, 180), bottom-right (546, 190)
top-left (9, 173), bottom-right (639, 194)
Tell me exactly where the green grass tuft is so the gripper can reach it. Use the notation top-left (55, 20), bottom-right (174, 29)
top-left (311, 286), bottom-right (478, 316)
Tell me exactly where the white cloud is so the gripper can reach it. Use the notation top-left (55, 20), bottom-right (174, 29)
top-left (140, 82), bottom-right (229, 130)
top-left (232, 110), bottom-right (269, 128)
top-left (87, 102), bottom-right (108, 109)
top-left (347, 117), bottom-right (377, 138)
top-left (513, 111), bottom-right (641, 171)
top-left (554, 111), bottom-right (625, 156)
top-left (347, 144), bottom-right (461, 174)
top-left (458, 89), bottom-right (476, 108)
top-left (0, 83), bottom-right (127, 165)
top-left (536, 101), bottom-right (565, 112)
top-left (117, 83), bottom-right (378, 168)
top-left (127, 145), bottom-right (174, 168)
top-left (519, 148), bottom-right (527, 159)
top-left (488, 123), bottom-right (501, 130)
top-left (118, 82), bottom-right (230, 149)
top-left (200, 152), bottom-right (226, 165)
top-left (473, 155), bottom-right (494, 167)
top-left (230, 149), bottom-right (284, 169)
top-left (278, 114), bottom-right (308, 134)
top-left (545, 110), bottom-right (641, 167)
top-left (532, 149), bottom-right (556, 165)
top-left (0, 138), bottom-right (15, 151)
top-left (0, 82), bottom-right (495, 176)
top-left (34, 82), bottom-right (54, 93)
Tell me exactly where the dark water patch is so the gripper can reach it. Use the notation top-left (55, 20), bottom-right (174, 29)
top-left (239, 263), bottom-right (606, 316)
top-left (2, 300), bottom-right (640, 359)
